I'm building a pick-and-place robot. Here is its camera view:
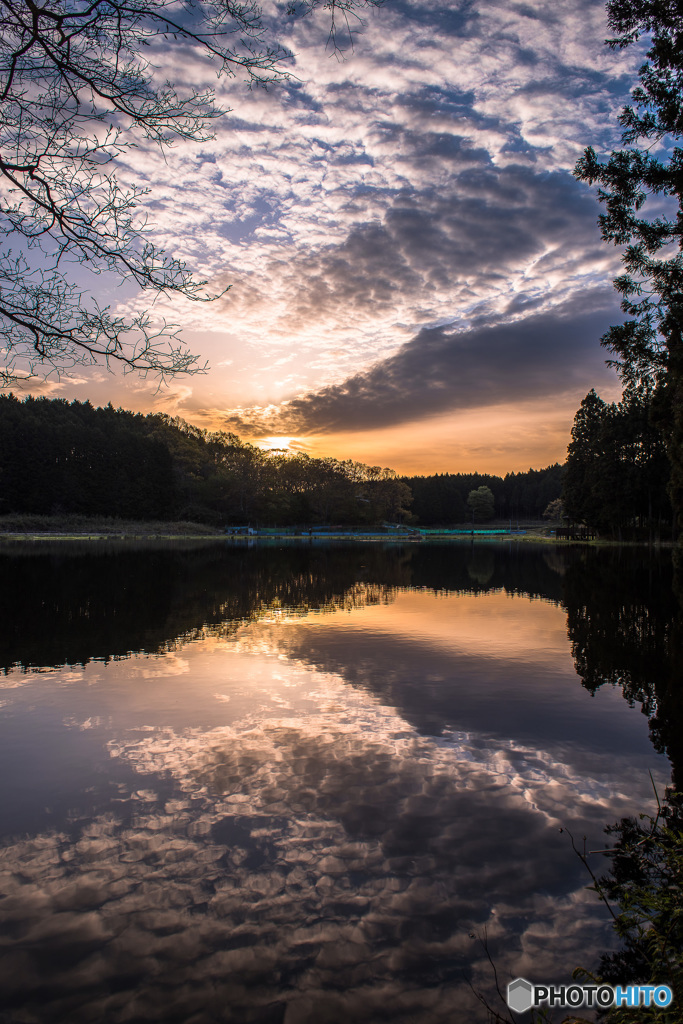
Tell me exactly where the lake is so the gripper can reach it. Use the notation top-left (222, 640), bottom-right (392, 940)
top-left (0, 540), bottom-right (678, 1023)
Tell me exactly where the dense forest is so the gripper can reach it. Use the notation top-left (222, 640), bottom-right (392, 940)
top-left (402, 465), bottom-right (564, 524)
top-left (0, 396), bottom-right (412, 527)
top-left (0, 396), bottom-right (571, 527)
top-left (1, 393), bottom-right (671, 533)
top-left (563, 388), bottom-right (672, 539)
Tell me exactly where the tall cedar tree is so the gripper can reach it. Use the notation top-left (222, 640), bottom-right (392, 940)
top-left (564, 387), bottom-right (670, 535)
top-left (574, 0), bottom-right (683, 532)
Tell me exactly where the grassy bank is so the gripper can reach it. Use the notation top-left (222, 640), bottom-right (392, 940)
top-left (0, 514), bottom-right (224, 539)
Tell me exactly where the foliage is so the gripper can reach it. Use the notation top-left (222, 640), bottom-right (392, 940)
top-left (0, 394), bottom-right (412, 525)
top-left (402, 464), bottom-right (564, 525)
top-left (563, 387), bottom-right (670, 536)
top-left (564, 389), bottom-right (609, 529)
top-left (0, 0), bottom-right (383, 384)
top-left (543, 497), bottom-right (566, 521)
top-left (574, 0), bottom-right (683, 530)
top-left (567, 788), bottom-right (683, 1024)
top-left (0, 395), bottom-right (572, 528)
top-left (467, 485), bottom-right (495, 521)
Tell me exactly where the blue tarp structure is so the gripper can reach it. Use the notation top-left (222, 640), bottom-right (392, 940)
top-left (225, 526), bottom-right (525, 538)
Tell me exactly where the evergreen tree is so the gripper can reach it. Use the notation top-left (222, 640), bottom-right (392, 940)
top-left (574, 0), bottom-right (683, 532)
top-left (563, 387), bottom-right (670, 535)
top-left (563, 389), bottom-right (608, 528)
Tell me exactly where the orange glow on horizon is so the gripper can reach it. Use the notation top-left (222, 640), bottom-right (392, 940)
top-left (258, 389), bottom-right (623, 476)
top-left (19, 376), bottom-right (624, 477)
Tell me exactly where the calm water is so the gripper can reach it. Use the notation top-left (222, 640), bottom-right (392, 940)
top-left (0, 541), bottom-right (679, 1023)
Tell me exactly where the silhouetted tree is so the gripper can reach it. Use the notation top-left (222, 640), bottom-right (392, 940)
top-left (563, 387), bottom-right (670, 536)
top-left (0, 0), bottom-right (385, 384)
top-left (574, 0), bottom-right (683, 533)
top-left (0, 395), bottom-right (412, 526)
top-left (402, 466), bottom-right (564, 525)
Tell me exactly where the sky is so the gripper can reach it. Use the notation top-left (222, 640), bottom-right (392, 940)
top-left (22, 0), bottom-right (643, 474)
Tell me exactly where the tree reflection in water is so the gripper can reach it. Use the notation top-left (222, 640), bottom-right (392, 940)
top-left (563, 547), bottom-right (682, 787)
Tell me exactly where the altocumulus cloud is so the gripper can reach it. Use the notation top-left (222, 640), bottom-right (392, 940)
top-left (238, 162), bottom-right (611, 333)
top-left (82, 0), bottom-right (644, 431)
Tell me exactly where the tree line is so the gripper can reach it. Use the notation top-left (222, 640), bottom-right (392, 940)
top-left (0, 396), bottom-right (573, 528)
top-left (0, 395), bottom-right (412, 527)
top-left (402, 464), bottom-right (565, 524)
top-left (2, 393), bottom-right (673, 534)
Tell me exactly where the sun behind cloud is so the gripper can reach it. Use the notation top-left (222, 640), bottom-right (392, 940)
top-left (256, 436), bottom-right (300, 454)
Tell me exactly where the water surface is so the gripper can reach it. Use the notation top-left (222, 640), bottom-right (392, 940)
top-left (0, 541), bottom-right (678, 1023)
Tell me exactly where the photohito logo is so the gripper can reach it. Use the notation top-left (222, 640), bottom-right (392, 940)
top-left (507, 978), bottom-right (673, 1014)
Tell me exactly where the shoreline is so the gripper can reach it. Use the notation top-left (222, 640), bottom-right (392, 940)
top-left (0, 516), bottom-right (674, 547)
top-left (0, 530), bottom-right (674, 548)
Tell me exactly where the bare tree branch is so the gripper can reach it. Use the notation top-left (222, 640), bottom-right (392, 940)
top-left (0, 0), bottom-right (386, 384)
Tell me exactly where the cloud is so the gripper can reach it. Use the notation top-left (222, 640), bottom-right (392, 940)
top-left (19, 0), bottom-right (648, 462)
top-left (223, 289), bottom-right (622, 436)
top-left (114, 0), bottom-right (634, 333)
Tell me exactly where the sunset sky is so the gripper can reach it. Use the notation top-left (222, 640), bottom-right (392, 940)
top-left (22, 0), bottom-right (642, 474)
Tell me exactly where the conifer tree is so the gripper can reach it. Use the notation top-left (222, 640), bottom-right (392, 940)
top-left (574, 0), bottom-right (683, 530)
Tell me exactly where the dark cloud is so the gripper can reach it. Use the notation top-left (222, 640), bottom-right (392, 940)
top-left (228, 162), bottom-right (617, 334)
top-left (227, 290), bottom-right (622, 436)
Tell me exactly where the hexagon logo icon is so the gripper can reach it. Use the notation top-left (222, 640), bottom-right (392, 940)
top-left (507, 977), bottom-right (534, 1013)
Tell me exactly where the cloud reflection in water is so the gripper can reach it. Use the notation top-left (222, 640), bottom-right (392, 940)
top-left (0, 586), bottom-right (670, 1023)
